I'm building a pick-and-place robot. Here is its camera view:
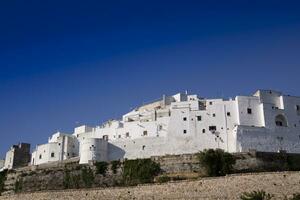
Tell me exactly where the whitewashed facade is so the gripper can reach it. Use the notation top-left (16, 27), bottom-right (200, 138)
top-left (30, 90), bottom-right (300, 165)
top-left (31, 132), bottom-right (79, 165)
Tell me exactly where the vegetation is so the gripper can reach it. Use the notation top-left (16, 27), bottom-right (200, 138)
top-left (81, 167), bottom-right (94, 188)
top-left (197, 149), bottom-right (236, 177)
top-left (111, 160), bottom-right (121, 174)
top-left (288, 193), bottom-right (300, 200)
top-left (287, 155), bottom-right (300, 171)
top-left (95, 161), bottom-right (108, 175)
top-left (240, 190), bottom-right (273, 200)
top-left (0, 170), bottom-right (7, 195)
top-left (14, 178), bottom-right (23, 193)
top-left (157, 175), bottom-right (171, 183)
top-left (63, 170), bottom-right (71, 189)
top-left (122, 158), bottom-right (160, 186)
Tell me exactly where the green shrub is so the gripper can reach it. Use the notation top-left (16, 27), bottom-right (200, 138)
top-left (63, 170), bottom-right (71, 189)
top-left (95, 161), bottom-right (108, 175)
top-left (0, 170), bottom-right (7, 195)
top-left (14, 178), bottom-right (23, 193)
top-left (157, 175), bottom-right (171, 183)
top-left (123, 158), bottom-right (160, 186)
top-left (289, 193), bottom-right (300, 200)
top-left (81, 167), bottom-right (94, 188)
top-left (111, 160), bottom-right (121, 174)
top-left (287, 155), bottom-right (300, 171)
top-left (240, 190), bottom-right (273, 200)
top-left (197, 149), bottom-right (235, 177)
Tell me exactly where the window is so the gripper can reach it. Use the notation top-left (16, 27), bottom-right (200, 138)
top-left (197, 116), bottom-right (202, 121)
top-left (143, 131), bottom-right (148, 136)
top-left (227, 112), bottom-right (231, 116)
top-left (183, 117), bottom-right (187, 121)
top-left (212, 113), bottom-right (216, 117)
top-left (51, 152), bottom-right (55, 158)
top-left (142, 145), bottom-right (146, 150)
top-left (39, 154), bottom-right (42, 159)
top-left (126, 132), bottom-right (130, 137)
top-left (58, 143), bottom-right (61, 146)
top-left (275, 114), bottom-right (288, 127)
top-left (67, 153), bottom-right (70, 156)
top-left (118, 135), bottom-right (121, 138)
top-left (202, 129), bottom-right (206, 133)
top-left (183, 130), bottom-right (187, 134)
top-left (209, 126), bottom-right (217, 131)
top-left (247, 108), bottom-right (252, 114)
top-left (296, 105), bottom-right (300, 115)
top-left (103, 135), bottom-right (108, 141)
top-left (209, 102), bottom-right (213, 105)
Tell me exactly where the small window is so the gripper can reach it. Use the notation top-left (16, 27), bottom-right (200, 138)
top-left (58, 143), bottom-right (61, 146)
top-left (212, 113), bottom-right (216, 117)
top-left (183, 117), bottom-right (187, 121)
top-left (209, 102), bottom-right (213, 105)
top-left (143, 131), bottom-right (148, 136)
top-left (227, 112), bottom-right (231, 116)
top-left (67, 153), bottom-right (70, 156)
top-left (51, 152), bottom-right (55, 158)
top-left (209, 126), bottom-right (217, 131)
top-left (118, 135), bottom-right (121, 138)
top-left (39, 154), bottom-right (42, 159)
top-left (126, 132), bottom-right (130, 137)
top-left (197, 116), bottom-right (202, 121)
top-left (247, 108), bottom-right (252, 114)
top-left (142, 145), bottom-right (146, 150)
top-left (103, 135), bottom-right (108, 141)
top-left (296, 105), bottom-right (300, 115)
top-left (183, 130), bottom-right (187, 134)
top-left (202, 129), bottom-right (206, 133)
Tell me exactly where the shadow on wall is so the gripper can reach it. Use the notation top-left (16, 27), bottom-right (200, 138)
top-left (107, 143), bottom-right (125, 161)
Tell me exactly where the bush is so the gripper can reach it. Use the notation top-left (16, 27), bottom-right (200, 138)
top-left (63, 170), bottom-right (71, 189)
top-left (81, 167), bottom-right (94, 188)
top-left (14, 178), bottom-right (23, 193)
top-left (95, 162), bottom-right (108, 175)
top-left (197, 149), bottom-right (235, 177)
top-left (240, 190), bottom-right (273, 200)
top-left (123, 158), bottom-right (160, 186)
top-left (111, 160), bottom-right (121, 174)
top-left (157, 175), bottom-right (171, 183)
top-left (289, 193), bottom-right (300, 200)
top-left (0, 170), bottom-right (7, 195)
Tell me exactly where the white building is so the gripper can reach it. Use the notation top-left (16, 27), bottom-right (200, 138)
top-left (31, 90), bottom-right (300, 165)
top-left (31, 132), bottom-right (79, 165)
top-left (0, 160), bottom-right (4, 171)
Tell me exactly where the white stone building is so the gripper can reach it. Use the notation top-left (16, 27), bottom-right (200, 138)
top-left (31, 132), bottom-right (79, 165)
top-left (0, 160), bottom-right (4, 171)
top-left (31, 90), bottom-right (300, 165)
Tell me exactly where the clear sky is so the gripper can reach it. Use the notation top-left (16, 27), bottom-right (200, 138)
top-left (0, 0), bottom-right (300, 158)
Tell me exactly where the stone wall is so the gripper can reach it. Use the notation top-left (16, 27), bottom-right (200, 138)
top-left (2, 151), bottom-right (300, 196)
top-left (1, 171), bottom-right (300, 200)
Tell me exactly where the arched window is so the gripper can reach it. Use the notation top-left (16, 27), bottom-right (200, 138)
top-left (275, 114), bottom-right (288, 127)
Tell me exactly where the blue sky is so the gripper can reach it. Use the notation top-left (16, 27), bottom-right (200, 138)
top-left (0, 0), bottom-right (300, 158)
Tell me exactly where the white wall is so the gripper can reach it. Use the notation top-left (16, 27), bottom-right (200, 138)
top-left (4, 149), bottom-right (14, 169)
top-left (30, 90), bottom-right (300, 164)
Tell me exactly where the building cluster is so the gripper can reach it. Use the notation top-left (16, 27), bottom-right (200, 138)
top-left (1, 89), bottom-right (300, 170)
